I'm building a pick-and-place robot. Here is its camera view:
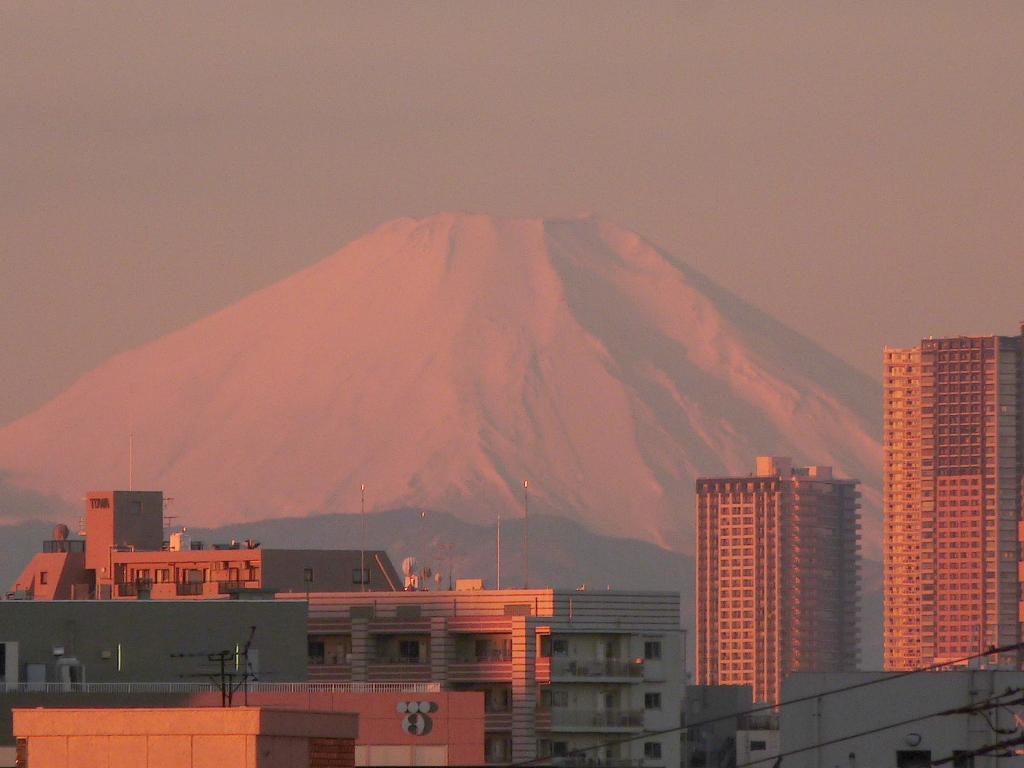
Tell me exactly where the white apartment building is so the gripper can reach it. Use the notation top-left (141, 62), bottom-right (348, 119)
top-left (290, 587), bottom-right (685, 767)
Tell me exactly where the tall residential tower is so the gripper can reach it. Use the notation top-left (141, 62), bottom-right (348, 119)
top-left (696, 457), bottom-right (860, 704)
top-left (884, 331), bottom-right (1024, 670)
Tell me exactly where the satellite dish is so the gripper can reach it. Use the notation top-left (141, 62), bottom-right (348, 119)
top-left (402, 557), bottom-right (418, 577)
top-left (52, 524), bottom-right (70, 541)
top-left (434, 573), bottom-right (443, 583)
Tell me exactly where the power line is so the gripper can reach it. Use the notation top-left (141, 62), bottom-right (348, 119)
top-left (733, 687), bottom-right (1024, 768)
top-left (929, 733), bottom-right (1024, 766)
top-left (511, 641), bottom-right (1024, 767)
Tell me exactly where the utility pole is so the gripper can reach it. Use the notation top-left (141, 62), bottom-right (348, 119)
top-left (360, 484), bottom-right (366, 592)
top-left (523, 480), bottom-right (529, 589)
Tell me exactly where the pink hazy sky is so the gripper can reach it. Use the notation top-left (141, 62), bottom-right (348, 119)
top-left (2, 2), bottom-right (1022, 427)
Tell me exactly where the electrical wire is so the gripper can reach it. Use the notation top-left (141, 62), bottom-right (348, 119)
top-left (929, 733), bottom-right (1024, 766)
top-left (732, 688), bottom-right (1024, 768)
top-left (513, 641), bottom-right (1024, 767)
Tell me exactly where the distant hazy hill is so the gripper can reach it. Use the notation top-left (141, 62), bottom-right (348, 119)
top-left (0, 213), bottom-right (882, 555)
top-left (0, 508), bottom-right (883, 669)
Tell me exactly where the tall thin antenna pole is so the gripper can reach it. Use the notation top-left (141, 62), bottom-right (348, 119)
top-left (360, 484), bottom-right (366, 593)
top-left (523, 480), bottom-right (529, 589)
top-left (496, 513), bottom-right (502, 590)
top-left (128, 384), bottom-right (134, 491)
top-left (419, 510), bottom-right (427, 591)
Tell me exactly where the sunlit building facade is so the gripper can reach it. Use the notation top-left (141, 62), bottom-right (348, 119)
top-left (884, 332), bottom-right (1024, 670)
top-left (696, 457), bottom-right (860, 704)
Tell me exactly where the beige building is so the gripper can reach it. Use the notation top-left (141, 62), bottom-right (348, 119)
top-left (884, 333), bottom-right (1024, 670)
top-left (9, 490), bottom-right (401, 600)
top-left (695, 457), bottom-right (860, 704)
top-left (12, 706), bottom-right (357, 768)
top-left (292, 587), bottom-right (683, 767)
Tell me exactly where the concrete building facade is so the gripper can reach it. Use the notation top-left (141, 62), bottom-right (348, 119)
top-left (695, 457), bottom-right (860, 704)
top-left (9, 490), bottom-right (401, 600)
top-left (780, 670), bottom-right (1024, 768)
top-left (0, 599), bottom-right (308, 689)
top-left (884, 333), bottom-right (1024, 670)
top-left (291, 588), bottom-right (684, 767)
top-left (13, 706), bottom-right (358, 768)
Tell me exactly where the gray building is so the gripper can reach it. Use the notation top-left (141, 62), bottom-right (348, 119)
top-left (0, 598), bottom-right (309, 763)
top-left (0, 599), bottom-right (308, 687)
top-left (780, 670), bottom-right (1024, 768)
top-left (684, 684), bottom-right (754, 768)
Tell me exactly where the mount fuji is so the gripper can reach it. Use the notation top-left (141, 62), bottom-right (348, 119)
top-left (0, 214), bottom-right (882, 555)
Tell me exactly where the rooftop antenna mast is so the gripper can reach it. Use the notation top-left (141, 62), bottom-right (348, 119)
top-left (162, 497), bottom-right (177, 533)
top-left (171, 626), bottom-right (257, 707)
top-left (128, 383), bottom-right (134, 491)
top-left (496, 511), bottom-right (501, 590)
top-left (360, 484), bottom-right (366, 593)
top-left (523, 479), bottom-right (529, 589)
top-left (419, 510), bottom-right (429, 591)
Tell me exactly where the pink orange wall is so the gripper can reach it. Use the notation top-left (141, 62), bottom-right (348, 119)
top-left (184, 691), bottom-right (484, 766)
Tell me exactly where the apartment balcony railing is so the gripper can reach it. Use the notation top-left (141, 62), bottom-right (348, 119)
top-left (175, 582), bottom-right (203, 596)
top-left (550, 758), bottom-right (635, 768)
top-left (550, 659), bottom-right (644, 679)
top-left (116, 578), bottom-right (152, 597)
top-left (549, 708), bottom-right (644, 730)
top-left (454, 649), bottom-right (513, 663)
top-left (371, 656), bottom-right (429, 664)
top-left (2, 681), bottom-right (441, 694)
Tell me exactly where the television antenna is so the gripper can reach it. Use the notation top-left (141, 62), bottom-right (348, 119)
top-left (436, 541), bottom-right (457, 590)
top-left (171, 626), bottom-right (257, 707)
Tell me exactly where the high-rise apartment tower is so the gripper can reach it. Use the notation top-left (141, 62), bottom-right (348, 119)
top-left (696, 457), bottom-right (860, 704)
top-left (884, 331), bottom-right (1024, 670)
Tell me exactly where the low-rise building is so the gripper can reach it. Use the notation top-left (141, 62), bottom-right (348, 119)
top-left (290, 587), bottom-right (684, 767)
top-left (9, 490), bottom-right (401, 599)
top-left (13, 706), bottom-right (359, 768)
top-left (780, 670), bottom-right (1024, 768)
top-left (5, 490), bottom-right (685, 766)
top-left (0, 599), bottom-right (486, 767)
top-left (0, 598), bottom-right (308, 690)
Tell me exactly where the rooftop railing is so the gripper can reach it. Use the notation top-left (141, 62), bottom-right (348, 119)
top-left (550, 659), bottom-right (644, 678)
top-left (549, 708), bottom-right (644, 729)
top-left (2, 681), bottom-right (441, 694)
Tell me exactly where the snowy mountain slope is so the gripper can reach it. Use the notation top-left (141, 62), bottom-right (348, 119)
top-left (0, 214), bottom-right (882, 554)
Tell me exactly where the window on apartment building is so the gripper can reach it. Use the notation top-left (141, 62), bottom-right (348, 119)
top-left (644, 742), bottom-right (662, 759)
top-left (38, 572), bottom-right (48, 585)
top-left (644, 641), bottom-right (662, 660)
top-left (952, 751), bottom-right (975, 768)
top-left (351, 568), bottom-right (370, 585)
top-left (486, 735), bottom-right (512, 763)
top-left (398, 640), bottom-right (421, 662)
top-left (551, 639), bottom-right (569, 657)
top-left (750, 740), bottom-right (767, 751)
top-left (308, 640), bottom-right (326, 665)
top-left (644, 692), bottom-right (662, 709)
top-left (551, 741), bottom-right (568, 757)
